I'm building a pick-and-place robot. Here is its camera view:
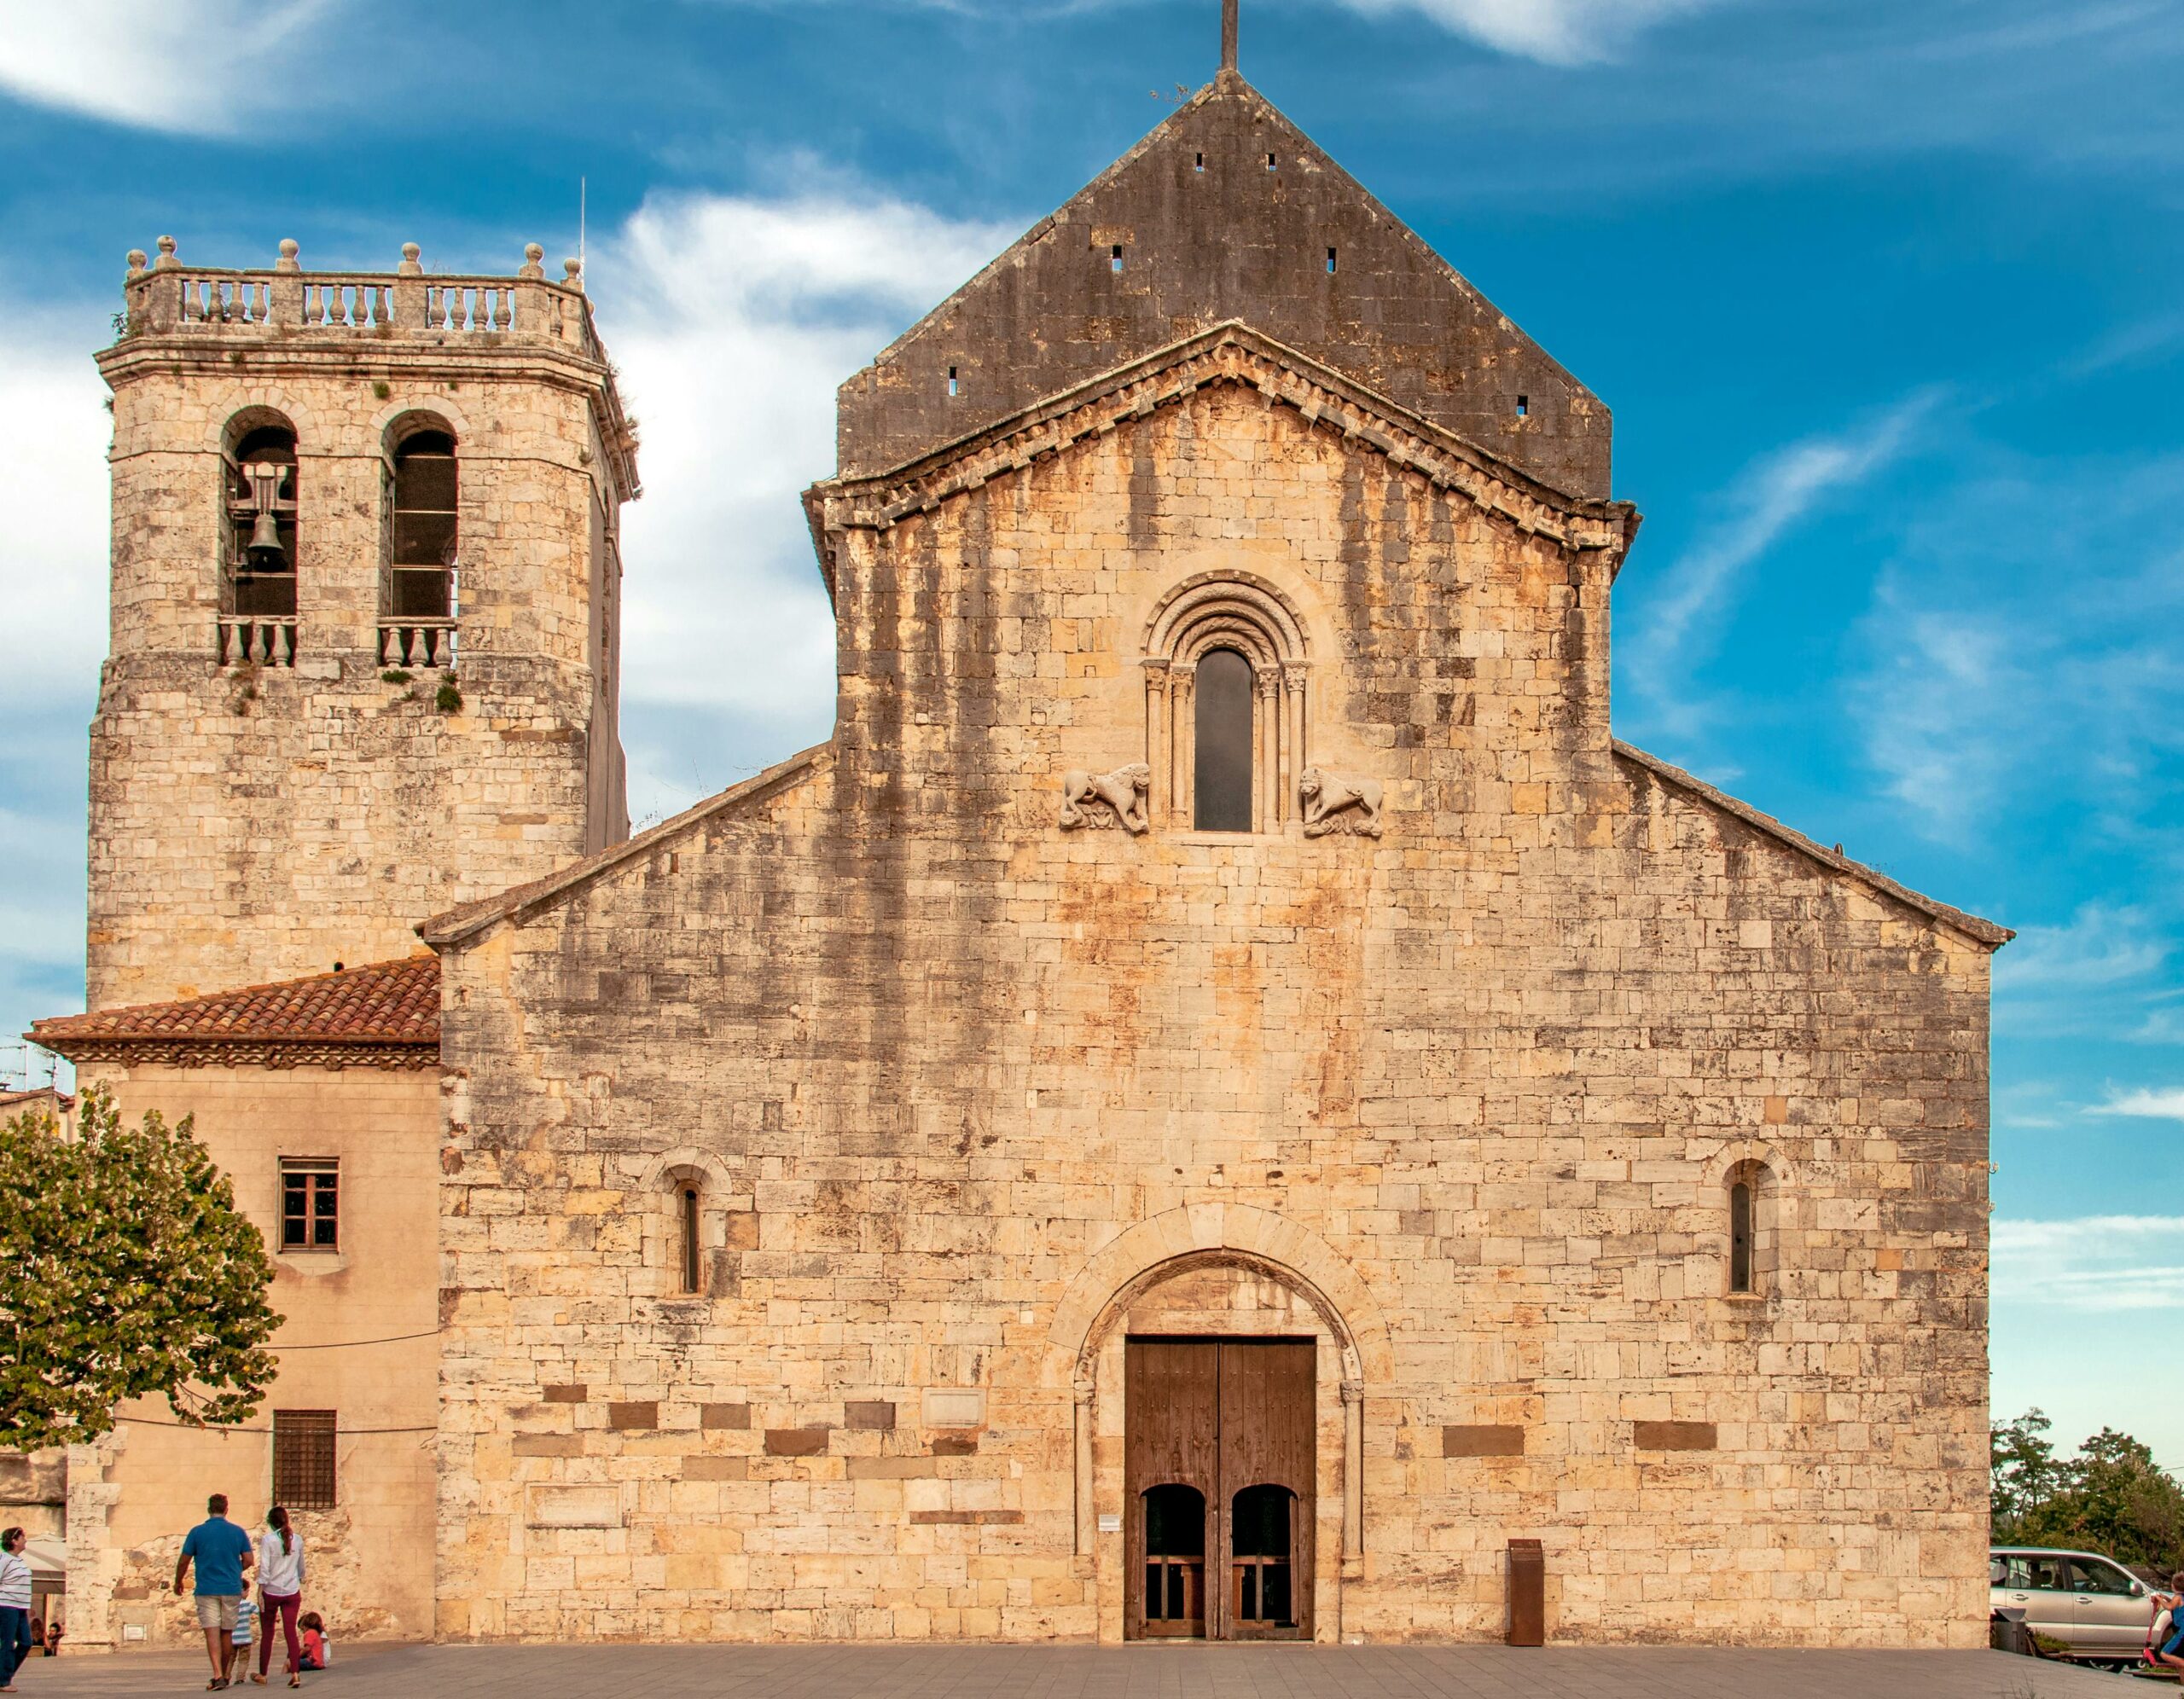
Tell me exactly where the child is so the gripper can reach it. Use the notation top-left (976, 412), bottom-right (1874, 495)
top-left (225, 1593), bottom-right (256, 1686)
top-left (296, 1613), bottom-right (330, 1673)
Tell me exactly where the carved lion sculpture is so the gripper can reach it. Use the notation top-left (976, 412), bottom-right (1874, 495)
top-left (1299, 768), bottom-right (1384, 838)
top-left (1060, 763), bottom-right (1152, 834)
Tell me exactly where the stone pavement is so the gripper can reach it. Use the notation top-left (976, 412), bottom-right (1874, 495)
top-left (6, 1644), bottom-right (2146, 1699)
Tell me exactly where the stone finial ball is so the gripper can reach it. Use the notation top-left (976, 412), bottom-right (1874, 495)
top-left (403, 242), bottom-right (422, 261)
top-left (280, 239), bottom-right (299, 258)
top-left (156, 235), bottom-right (177, 254)
top-left (126, 250), bottom-right (148, 270)
top-left (563, 258), bottom-right (582, 277)
top-left (526, 242), bottom-right (544, 262)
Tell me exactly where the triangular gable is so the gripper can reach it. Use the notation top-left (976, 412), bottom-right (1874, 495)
top-left (808, 321), bottom-right (1639, 597)
top-left (837, 72), bottom-right (1611, 499)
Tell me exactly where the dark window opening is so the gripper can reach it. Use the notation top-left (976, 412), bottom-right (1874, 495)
top-left (1142, 1483), bottom-right (1205, 1626)
top-left (1728, 1178), bottom-right (1753, 1294)
top-left (280, 1158), bottom-right (339, 1252)
top-left (1266, 153), bottom-right (1277, 171)
top-left (1230, 1484), bottom-right (1295, 1626)
top-left (389, 429), bottom-right (457, 619)
top-left (227, 424), bottom-right (298, 618)
top-left (948, 366), bottom-right (960, 397)
top-left (680, 1185), bottom-right (702, 1295)
top-left (272, 1410), bottom-right (337, 1511)
top-left (1193, 647), bottom-right (1254, 832)
top-left (1111, 244), bottom-right (1125, 273)
top-left (1327, 247), bottom-right (1338, 274)
top-left (1194, 152), bottom-right (1205, 172)
top-left (1516, 395), bottom-right (1530, 419)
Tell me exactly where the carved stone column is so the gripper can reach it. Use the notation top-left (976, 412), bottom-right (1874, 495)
top-left (1142, 658), bottom-right (1172, 829)
top-left (1073, 1375), bottom-right (1098, 1557)
top-left (1172, 662), bottom-right (1196, 829)
top-left (1254, 664), bottom-right (1281, 834)
top-left (1340, 1377), bottom-right (1365, 1569)
top-left (1283, 663), bottom-right (1310, 827)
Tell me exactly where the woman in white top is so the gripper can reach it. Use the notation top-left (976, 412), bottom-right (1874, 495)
top-left (0, 1526), bottom-right (33, 1693)
top-left (252, 1508), bottom-right (305, 1688)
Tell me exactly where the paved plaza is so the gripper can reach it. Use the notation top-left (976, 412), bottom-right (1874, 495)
top-left (3, 1644), bottom-right (2148, 1699)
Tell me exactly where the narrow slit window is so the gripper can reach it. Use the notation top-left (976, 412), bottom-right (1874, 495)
top-left (680, 1184), bottom-right (702, 1295)
top-left (1112, 244), bottom-right (1125, 273)
top-left (1193, 647), bottom-right (1254, 832)
top-left (1327, 246), bottom-right (1338, 274)
top-left (1728, 1179), bottom-right (1753, 1294)
top-left (948, 367), bottom-right (960, 397)
top-left (1266, 153), bottom-right (1277, 171)
top-left (1195, 152), bottom-right (1205, 172)
top-left (1516, 395), bottom-right (1530, 418)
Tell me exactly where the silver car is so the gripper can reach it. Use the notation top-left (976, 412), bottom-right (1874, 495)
top-left (1990, 1546), bottom-right (2159, 1666)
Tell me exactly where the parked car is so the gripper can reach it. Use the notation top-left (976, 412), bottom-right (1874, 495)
top-left (1990, 1546), bottom-right (2158, 1667)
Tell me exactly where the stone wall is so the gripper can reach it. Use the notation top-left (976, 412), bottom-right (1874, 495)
top-left (432, 375), bottom-right (1994, 1647)
top-left (89, 257), bottom-right (634, 1007)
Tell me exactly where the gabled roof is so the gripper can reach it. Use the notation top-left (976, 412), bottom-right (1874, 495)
top-left (29, 955), bottom-right (442, 1070)
top-left (422, 743), bottom-right (834, 951)
top-left (1614, 742), bottom-right (2013, 950)
top-left (807, 322), bottom-right (1640, 599)
top-left (838, 71), bottom-right (1611, 499)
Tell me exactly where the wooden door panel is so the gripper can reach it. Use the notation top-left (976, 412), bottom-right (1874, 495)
top-left (1219, 1338), bottom-right (1315, 1640)
top-left (1124, 1340), bottom-right (1218, 1640)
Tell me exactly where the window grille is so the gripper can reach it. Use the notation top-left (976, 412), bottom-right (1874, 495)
top-left (272, 1409), bottom-right (337, 1510)
top-left (389, 429), bottom-right (457, 618)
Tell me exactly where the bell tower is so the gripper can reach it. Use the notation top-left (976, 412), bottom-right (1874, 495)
top-left (89, 237), bottom-right (641, 1007)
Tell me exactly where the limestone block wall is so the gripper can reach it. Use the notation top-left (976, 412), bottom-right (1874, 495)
top-left (90, 269), bottom-right (634, 1007)
top-left (433, 382), bottom-right (1993, 1647)
top-left (66, 1064), bottom-right (441, 1651)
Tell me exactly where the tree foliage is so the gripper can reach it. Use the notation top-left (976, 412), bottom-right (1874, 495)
top-left (0, 1087), bottom-right (281, 1450)
top-left (1994, 1408), bottom-right (2184, 1577)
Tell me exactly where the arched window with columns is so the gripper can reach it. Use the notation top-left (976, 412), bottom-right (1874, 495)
top-left (1142, 576), bottom-right (1309, 833)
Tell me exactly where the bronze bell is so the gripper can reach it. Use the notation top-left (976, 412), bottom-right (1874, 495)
top-left (247, 507), bottom-right (285, 565)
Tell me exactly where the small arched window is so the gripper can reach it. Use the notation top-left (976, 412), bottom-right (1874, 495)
top-left (224, 420), bottom-right (298, 618)
top-left (1194, 647), bottom-right (1254, 832)
top-left (1725, 1160), bottom-right (1774, 1297)
top-left (1230, 1483), bottom-right (1297, 1627)
top-left (1141, 1483), bottom-right (1205, 1631)
top-left (678, 1183), bottom-right (702, 1295)
top-left (388, 427), bottom-right (458, 619)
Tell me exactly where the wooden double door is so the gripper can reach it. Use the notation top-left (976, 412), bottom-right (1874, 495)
top-left (1124, 1337), bottom-right (1315, 1641)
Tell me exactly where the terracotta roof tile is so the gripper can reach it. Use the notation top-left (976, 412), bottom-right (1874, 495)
top-left (29, 955), bottom-right (439, 1058)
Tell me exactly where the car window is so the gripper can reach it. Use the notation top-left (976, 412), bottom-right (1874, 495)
top-left (2072, 1559), bottom-right (2136, 1595)
top-left (1996, 1556), bottom-right (2036, 1589)
top-left (1989, 1557), bottom-right (2009, 1586)
top-left (2024, 1557), bottom-right (2073, 1592)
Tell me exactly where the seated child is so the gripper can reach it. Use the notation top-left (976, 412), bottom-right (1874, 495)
top-left (297, 1613), bottom-right (330, 1673)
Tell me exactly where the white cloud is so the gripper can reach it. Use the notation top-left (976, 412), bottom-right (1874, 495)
top-left (1333, 0), bottom-right (1722, 64)
top-left (0, 1), bottom-right (332, 134)
top-left (2097, 1087), bottom-right (2184, 1122)
top-left (1622, 391), bottom-right (1939, 725)
top-left (595, 189), bottom-right (1021, 822)
top-left (1995, 1215), bottom-right (2184, 1311)
top-left (1997, 903), bottom-right (2166, 994)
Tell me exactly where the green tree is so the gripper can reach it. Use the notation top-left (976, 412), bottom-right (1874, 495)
top-left (1993, 1408), bottom-right (2062, 1528)
top-left (1993, 1409), bottom-right (2184, 1577)
top-left (0, 1086), bottom-right (281, 1449)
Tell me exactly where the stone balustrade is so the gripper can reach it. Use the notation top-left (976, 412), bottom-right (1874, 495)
top-left (218, 616), bottom-right (298, 668)
top-left (122, 237), bottom-right (603, 363)
top-left (378, 619), bottom-right (458, 670)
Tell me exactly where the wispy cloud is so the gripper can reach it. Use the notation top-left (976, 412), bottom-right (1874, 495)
top-left (2097, 1087), bottom-right (2184, 1122)
top-left (0, 2), bottom-right (334, 134)
top-left (1995, 1215), bottom-right (2184, 1311)
top-left (1331, 0), bottom-right (1725, 64)
top-left (599, 188), bottom-right (1021, 822)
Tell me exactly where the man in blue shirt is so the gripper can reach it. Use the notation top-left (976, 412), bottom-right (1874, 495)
top-left (173, 1493), bottom-right (255, 1690)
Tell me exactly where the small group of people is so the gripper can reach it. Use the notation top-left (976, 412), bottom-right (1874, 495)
top-left (174, 1495), bottom-right (331, 1692)
top-left (0, 1527), bottom-right (55, 1691)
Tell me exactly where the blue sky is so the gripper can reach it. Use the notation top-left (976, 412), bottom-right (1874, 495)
top-left (4, 0), bottom-right (2182, 1469)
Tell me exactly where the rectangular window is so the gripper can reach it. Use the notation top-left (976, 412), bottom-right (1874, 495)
top-left (280, 1158), bottom-right (339, 1252)
top-left (271, 1410), bottom-right (337, 1510)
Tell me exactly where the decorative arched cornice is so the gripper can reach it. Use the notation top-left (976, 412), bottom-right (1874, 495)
top-left (633, 1145), bottom-right (738, 1195)
top-left (1048, 1204), bottom-right (1396, 1386)
top-left (1145, 570), bottom-right (1308, 667)
top-left (1699, 1138), bottom-right (1802, 1193)
top-left (370, 396), bottom-right (473, 450)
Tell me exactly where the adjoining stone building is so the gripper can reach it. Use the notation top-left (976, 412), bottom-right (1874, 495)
top-left (38, 14), bottom-right (2006, 1651)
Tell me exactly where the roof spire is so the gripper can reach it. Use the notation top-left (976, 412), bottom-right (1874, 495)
top-left (1222, 0), bottom-right (1239, 74)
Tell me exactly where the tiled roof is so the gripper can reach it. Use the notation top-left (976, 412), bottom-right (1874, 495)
top-left (29, 955), bottom-right (440, 1067)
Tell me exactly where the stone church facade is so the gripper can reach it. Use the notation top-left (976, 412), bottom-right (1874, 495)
top-left (34, 32), bottom-right (2004, 1651)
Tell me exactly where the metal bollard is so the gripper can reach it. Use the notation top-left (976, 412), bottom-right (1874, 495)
top-left (1507, 1539), bottom-right (1545, 1646)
